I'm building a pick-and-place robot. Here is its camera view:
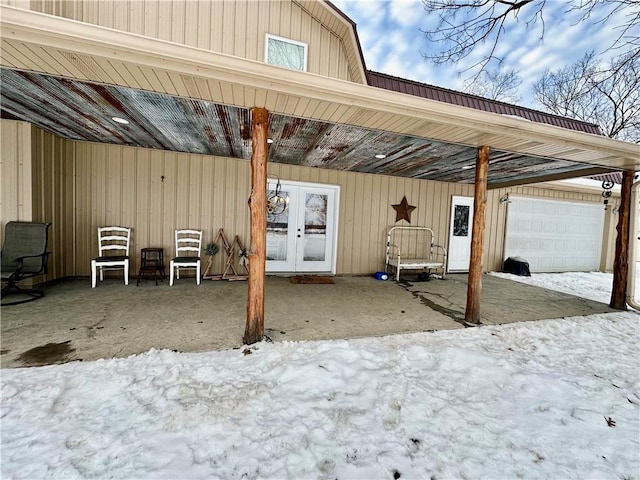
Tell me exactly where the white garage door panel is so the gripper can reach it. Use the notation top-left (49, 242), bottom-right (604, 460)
top-left (505, 197), bottom-right (604, 273)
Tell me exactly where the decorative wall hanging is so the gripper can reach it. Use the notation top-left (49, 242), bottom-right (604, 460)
top-left (203, 228), bottom-right (248, 281)
top-left (601, 180), bottom-right (614, 210)
top-left (267, 176), bottom-right (288, 215)
top-left (392, 196), bottom-right (416, 223)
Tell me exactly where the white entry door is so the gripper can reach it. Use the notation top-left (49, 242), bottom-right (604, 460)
top-left (266, 179), bottom-right (339, 274)
top-left (448, 196), bottom-right (474, 272)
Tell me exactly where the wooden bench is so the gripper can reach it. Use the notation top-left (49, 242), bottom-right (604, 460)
top-left (385, 226), bottom-right (447, 281)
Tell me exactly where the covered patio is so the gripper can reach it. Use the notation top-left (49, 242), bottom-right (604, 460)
top-left (1, 3), bottom-right (638, 348)
top-left (1, 274), bottom-right (616, 369)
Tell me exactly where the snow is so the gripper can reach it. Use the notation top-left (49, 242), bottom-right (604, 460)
top-left (489, 271), bottom-right (616, 304)
top-left (2, 273), bottom-right (639, 480)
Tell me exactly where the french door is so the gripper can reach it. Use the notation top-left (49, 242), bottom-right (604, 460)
top-left (447, 196), bottom-right (474, 272)
top-left (266, 179), bottom-right (339, 274)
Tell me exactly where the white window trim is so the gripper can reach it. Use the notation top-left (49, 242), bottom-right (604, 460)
top-left (264, 33), bottom-right (308, 72)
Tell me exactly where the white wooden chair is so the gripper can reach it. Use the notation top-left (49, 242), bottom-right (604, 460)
top-left (170, 229), bottom-right (203, 286)
top-left (91, 226), bottom-right (131, 288)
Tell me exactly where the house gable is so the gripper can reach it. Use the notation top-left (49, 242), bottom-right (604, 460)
top-left (5, 0), bottom-right (367, 83)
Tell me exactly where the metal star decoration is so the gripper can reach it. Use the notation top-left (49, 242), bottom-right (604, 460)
top-left (392, 196), bottom-right (416, 223)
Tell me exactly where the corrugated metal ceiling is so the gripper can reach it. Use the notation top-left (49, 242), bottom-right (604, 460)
top-left (0, 68), bottom-right (611, 187)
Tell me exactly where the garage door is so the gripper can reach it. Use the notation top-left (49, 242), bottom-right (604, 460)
top-left (504, 196), bottom-right (605, 272)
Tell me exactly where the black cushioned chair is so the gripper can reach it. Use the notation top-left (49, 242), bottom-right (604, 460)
top-left (1, 221), bottom-right (51, 306)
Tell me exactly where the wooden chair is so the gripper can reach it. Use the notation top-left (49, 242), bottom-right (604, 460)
top-left (170, 229), bottom-right (202, 286)
top-left (1, 221), bottom-right (51, 306)
top-left (91, 226), bottom-right (131, 288)
top-left (137, 247), bottom-right (166, 285)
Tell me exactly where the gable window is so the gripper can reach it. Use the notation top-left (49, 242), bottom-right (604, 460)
top-left (265, 34), bottom-right (308, 72)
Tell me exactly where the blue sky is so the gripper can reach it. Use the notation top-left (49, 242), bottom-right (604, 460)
top-left (332, 0), bottom-right (636, 108)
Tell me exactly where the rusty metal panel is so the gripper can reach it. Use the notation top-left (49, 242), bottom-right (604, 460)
top-left (1, 68), bottom-right (605, 187)
top-left (0, 69), bottom-right (253, 158)
top-left (588, 172), bottom-right (623, 185)
top-left (268, 115), bottom-right (332, 165)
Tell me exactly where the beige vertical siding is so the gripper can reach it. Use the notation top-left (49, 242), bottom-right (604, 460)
top-left (10, 0), bottom-right (354, 81)
top-left (68, 143), bottom-right (254, 278)
top-left (0, 120), bottom-right (33, 240)
top-left (266, 163), bottom-right (475, 274)
top-left (30, 126), bottom-right (73, 280)
top-left (7, 120), bottom-right (623, 279)
top-left (21, 127), bottom-right (476, 278)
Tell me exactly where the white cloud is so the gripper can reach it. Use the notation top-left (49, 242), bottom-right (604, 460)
top-left (333, 0), bottom-right (385, 22)
top-left (332, 0), bottom-right (636, 108)
top-left (378, 55), bottom-right (415, 79)
top-left (388, 0), bottom-right (425, 28)
top-left (518, 47), bottom-right (546, 70)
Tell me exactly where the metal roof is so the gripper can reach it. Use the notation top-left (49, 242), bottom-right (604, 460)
top-left (367, 71), bottom-right (603, 135)
top-left (587, 172), bottom-right (633, 185)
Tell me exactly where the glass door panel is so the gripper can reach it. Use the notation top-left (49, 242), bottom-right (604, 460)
top-left (266, 187), bottom-right (296, 272)
top-left (266, 180), bottom-right (339, 274)
top-left (448, 196), bottom-right (474, 272)
top-left (302, 193), bottom-right (327, 261)
top-left (296, 186), bottom-right (335, 272)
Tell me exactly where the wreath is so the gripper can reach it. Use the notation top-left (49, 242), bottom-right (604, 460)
top-left (203, 242), bottom-right (219, 256)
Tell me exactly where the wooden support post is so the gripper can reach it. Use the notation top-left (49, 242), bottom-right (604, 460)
top-left (610, 169), bottom-right (633, 310)
top-left (244, 107), bottom-right (269, 344)
top-left (465, 145), bottom-right (490, 324)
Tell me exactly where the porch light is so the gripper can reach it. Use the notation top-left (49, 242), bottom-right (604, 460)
top-left (375, 154), bottom-right (386, 159)
top-left (111, 116), bottom-right (129, 124)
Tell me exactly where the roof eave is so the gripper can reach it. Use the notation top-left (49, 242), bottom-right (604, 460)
top-left (1, 5), bottom-right (638, 174)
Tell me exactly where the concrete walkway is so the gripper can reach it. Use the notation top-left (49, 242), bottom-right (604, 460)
top-left (1, 274), bottom-right (616, 368)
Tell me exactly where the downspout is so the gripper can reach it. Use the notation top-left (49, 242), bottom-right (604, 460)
top-left (626, 177), bottom-right (640, 310)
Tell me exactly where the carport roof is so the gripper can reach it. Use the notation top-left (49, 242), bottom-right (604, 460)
top-left (1, 5), bottom-right (638, 188)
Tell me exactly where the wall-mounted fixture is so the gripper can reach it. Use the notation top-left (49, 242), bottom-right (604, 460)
top-left (499, 194), bottom-right (512, 205)
top-left (267, 175), bottom-right (288, 215)
top-left (602, 179), bottom-right (614, 210)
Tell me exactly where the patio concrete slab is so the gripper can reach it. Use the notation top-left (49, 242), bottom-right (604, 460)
top-left (1, 274), bottom-right (617, 369)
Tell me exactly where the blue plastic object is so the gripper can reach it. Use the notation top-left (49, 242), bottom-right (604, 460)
top-left (374, 271), bottom-right (389, 280)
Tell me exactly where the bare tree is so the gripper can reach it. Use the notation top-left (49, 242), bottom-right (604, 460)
top-left (463, 68), bottom-right (523, 103)
top-left (533, 51), bottom-right (640, 142)
top-left (421, 0), bottom-right (640, 74)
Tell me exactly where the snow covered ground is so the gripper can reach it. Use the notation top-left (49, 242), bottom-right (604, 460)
top-left (489, 271), bottom-right (616, 304)
top-left (2, 273), bottom-right (639, 479)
